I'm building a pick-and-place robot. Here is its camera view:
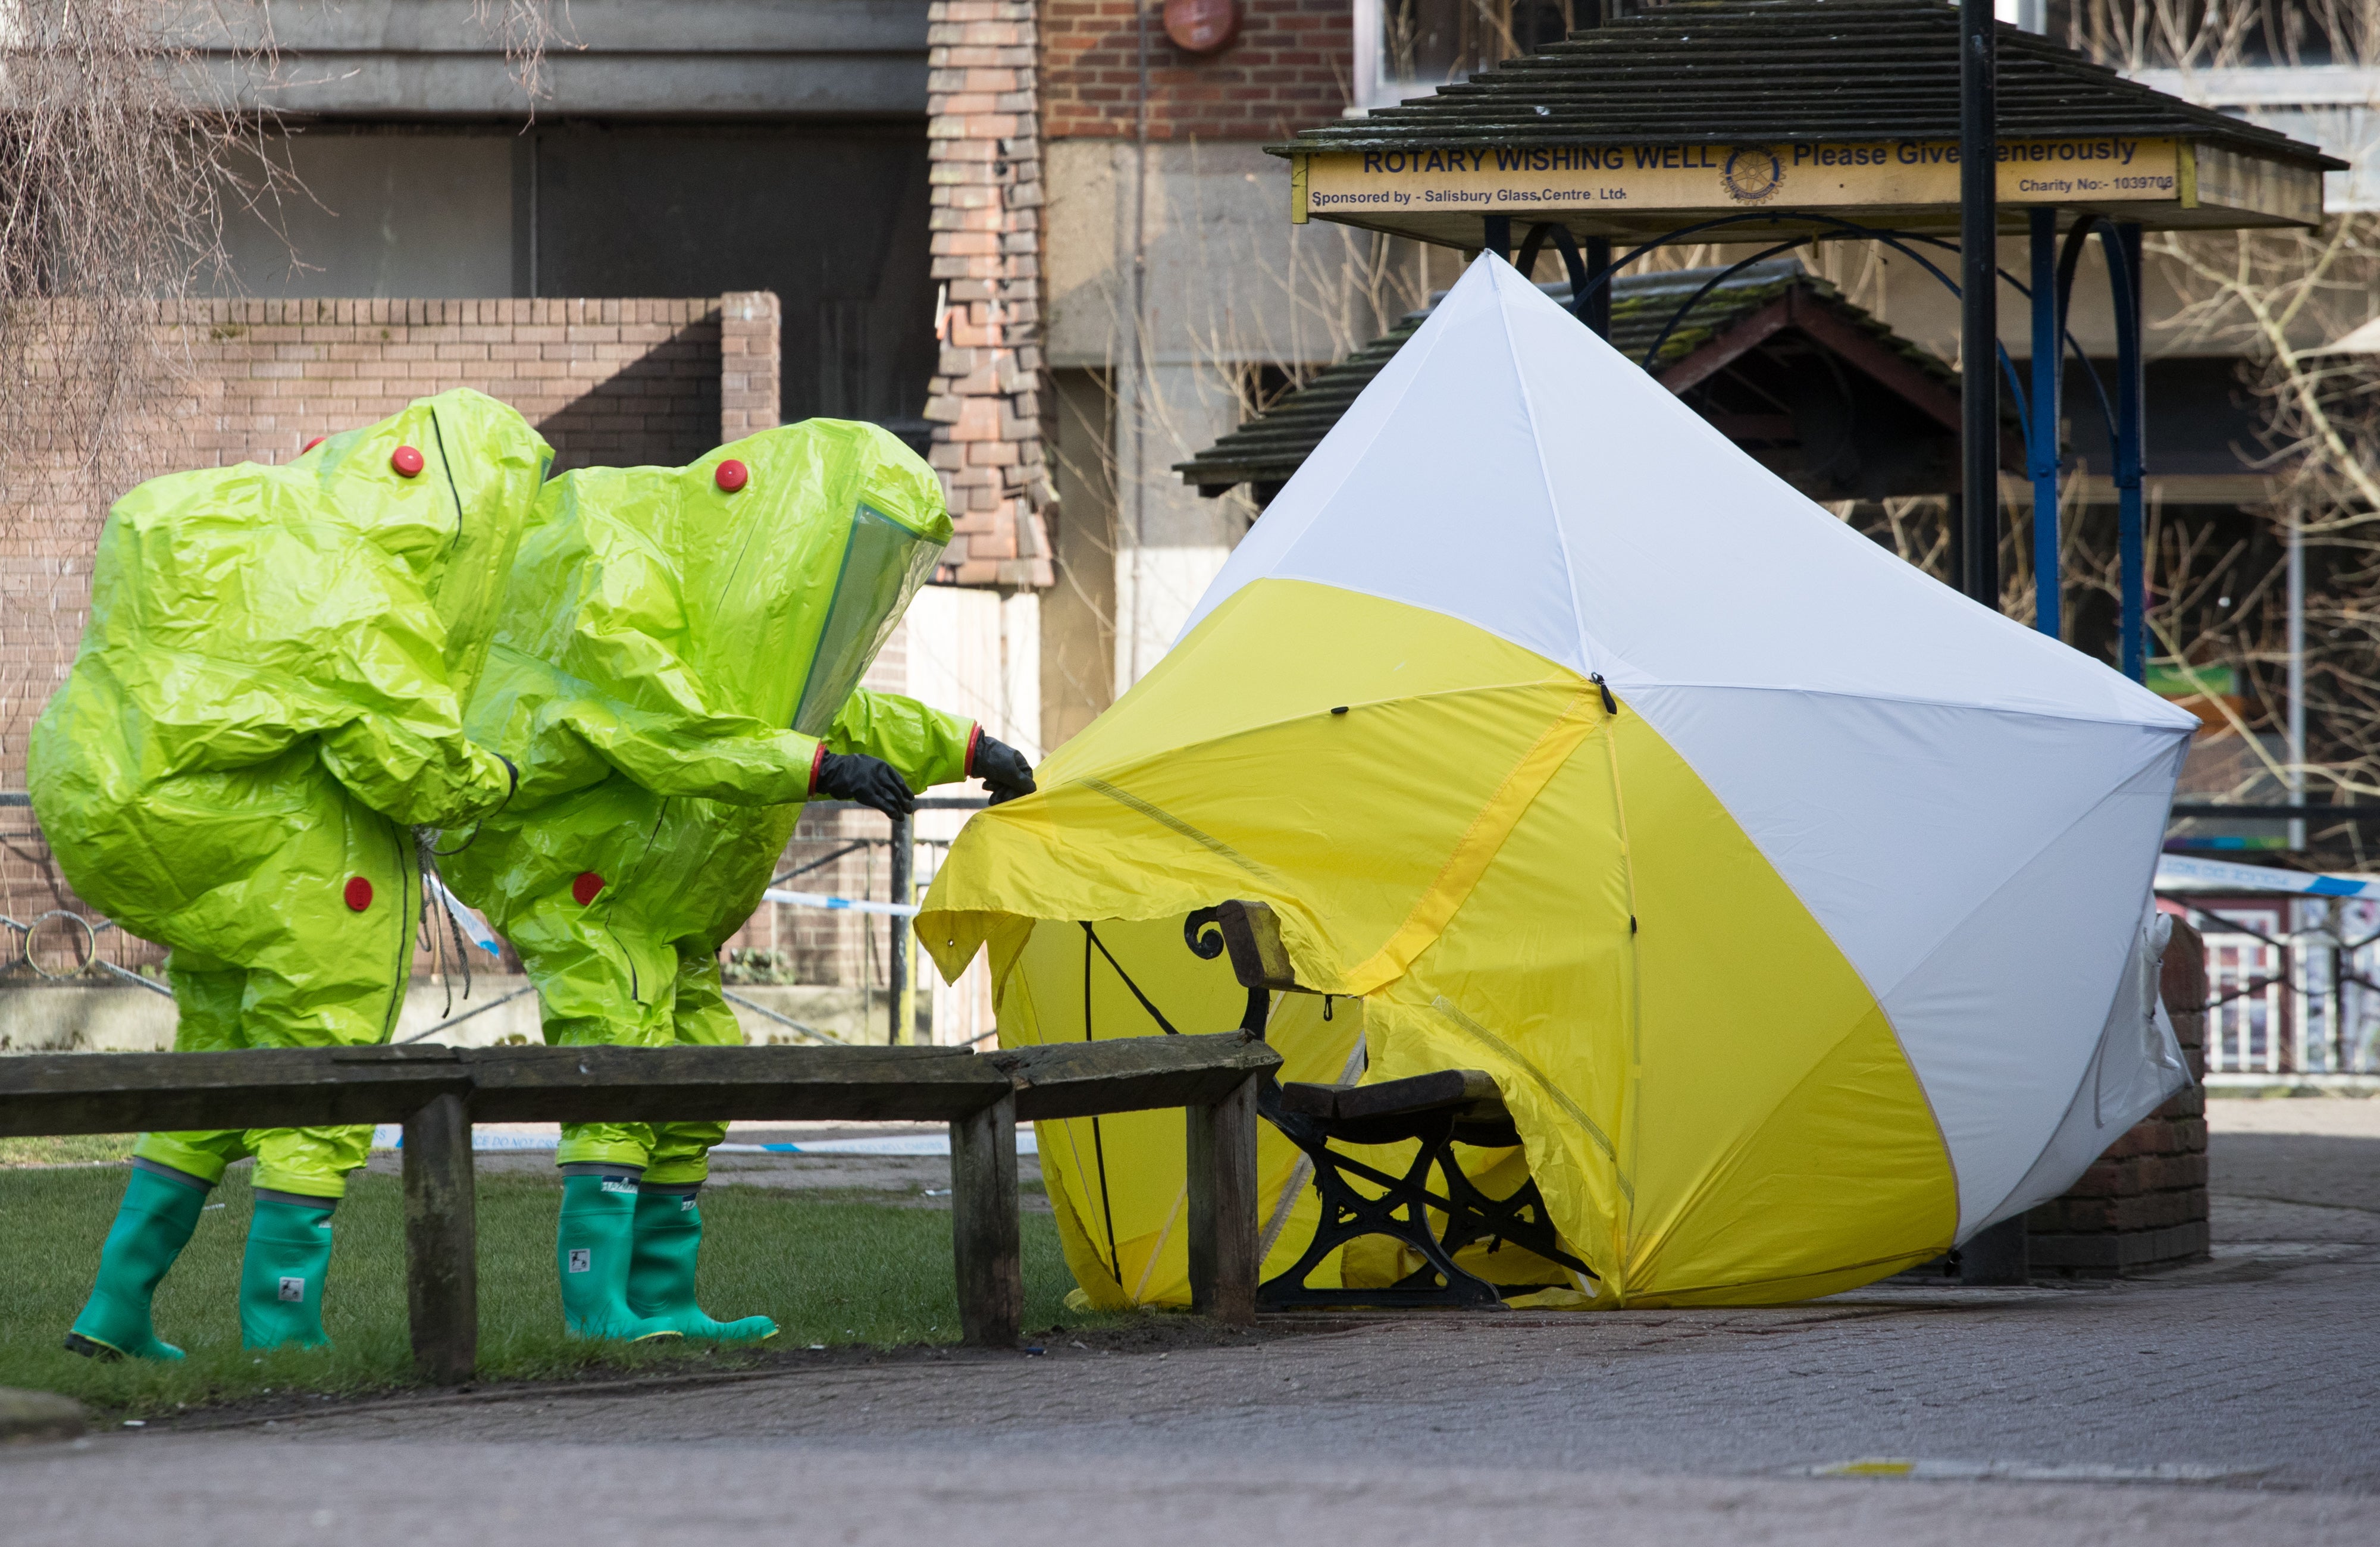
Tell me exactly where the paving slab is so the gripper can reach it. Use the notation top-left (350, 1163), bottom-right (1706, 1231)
top-left (6, 1099), bottom-right (2377, 1544)
top-left (7, 1441), bottom-right (2370, 1547)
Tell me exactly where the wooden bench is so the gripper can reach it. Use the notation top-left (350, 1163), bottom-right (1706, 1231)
top-left (1204, 900), bottom-right (1594, 1310)
top-left (0, 1034), bottom-right (1277, 1379)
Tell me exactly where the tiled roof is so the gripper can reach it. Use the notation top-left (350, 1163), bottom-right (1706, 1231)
top-left (1178, 258), bottom-right (1947, 490)
top-left (1270, 0), bottom-right (2340, 171)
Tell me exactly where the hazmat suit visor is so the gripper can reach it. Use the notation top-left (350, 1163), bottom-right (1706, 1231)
top-left (791, 502), bottom-right (946, 737)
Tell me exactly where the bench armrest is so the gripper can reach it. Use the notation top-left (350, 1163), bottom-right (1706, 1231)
top-left (1215, 898), bottom-right (1305, 993)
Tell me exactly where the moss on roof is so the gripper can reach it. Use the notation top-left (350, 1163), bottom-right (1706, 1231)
top-left (1178, 258), bottom-right (1941, 490)
top-left (1271, 0), bottom-right (2340, 171)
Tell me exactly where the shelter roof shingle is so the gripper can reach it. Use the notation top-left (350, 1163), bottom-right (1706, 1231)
top-left (1178, 258), bottom-right (1945, 491)
top-left (1270, 0), bottom-right (2342, 172)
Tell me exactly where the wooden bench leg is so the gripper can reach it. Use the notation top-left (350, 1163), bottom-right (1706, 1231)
top-left (950, 1092), bottom-right (1022, 1347)
top-left (402, 1092), bottom-right (477, 1385)
top-left (1187, 1073), bottom-right (1259, 1323)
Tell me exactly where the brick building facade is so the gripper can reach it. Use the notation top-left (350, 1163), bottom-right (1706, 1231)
top-left (1032, 0), bottom-right (1402, 744)
top-left (923, 0), bottom-right (1056, 590)
top-left (0, 292), bottom-right (780, 793)
top-left (1042, 0), bottom-right (1351, 139)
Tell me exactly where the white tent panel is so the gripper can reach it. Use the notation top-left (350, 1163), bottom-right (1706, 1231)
top-left (1626, 685), bottom-right (2185, 1003)
top-left (1503, 272), bottom-right (2182, 726)
top-left (1190, 255), bottom-right (2194, 735)
top-left (1877, 744), bottom-right (2187, 1235)
top-left (1209, 262), bottom-right (1486, 593)
top-left (1988, 907), bottom-right (2194, 1236)
top-left (1208, 270), bottom-right (1582, 674)
top-left (1179, 252), bottom-right (2197, 1238)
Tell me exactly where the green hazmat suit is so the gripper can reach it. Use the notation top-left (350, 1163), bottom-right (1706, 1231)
top-left (30, 387), bottom-right (550, 1201)
top-left (443, 419), bottom-right (978, 1185)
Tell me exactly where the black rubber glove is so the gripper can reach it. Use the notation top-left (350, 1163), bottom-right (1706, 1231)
top-left (973, 735), bottom-right (1038, 805)
top-left (813, 751), bottom-right (916, 818)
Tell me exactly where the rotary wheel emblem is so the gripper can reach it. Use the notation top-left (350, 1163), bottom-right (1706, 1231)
top-left (1722, 145), bottom-right (1784, 203)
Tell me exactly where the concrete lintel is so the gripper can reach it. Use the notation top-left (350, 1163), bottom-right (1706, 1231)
top-left (196, 55), bottom-right (928, 120)
top-left (184, 0), bottom-right (926, 56)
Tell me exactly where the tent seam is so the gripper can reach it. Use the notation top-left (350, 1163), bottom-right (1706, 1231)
top-left (1871, 731), bottom-right (2182, 1008)
top-left (1045, 678), bottom-right (1583, 783)
top-left (1258, 563), bottom-right (2195, 735)
top-left (1619, 679), bottom-right (2200, 734)
top-left (1874, 742), bottom-right (2182, 1234)
top-left (1490, 258), bottom-right (1598, 681)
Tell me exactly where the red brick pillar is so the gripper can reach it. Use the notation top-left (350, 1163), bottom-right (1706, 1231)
top-left (719, 291), bottom-right (781, 441)
top-left (922, 0), bottom-right (1053, 587)
top-left (2027, 916), bottom-right (2212, 1274)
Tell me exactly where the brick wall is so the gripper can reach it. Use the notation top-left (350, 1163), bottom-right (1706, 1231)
top-left (925, 0), bottom-right (1056, 587)
top-left (718, 291), bottom-right (784, 442)
top-left (1, 292), bottom-right (782, 981)
top-left (0, 293), bottom-right (776, 793)
top-left (1043, 0), bottom-right (1351, 141)
top-left (2028, 917), bottom-right (2213, 1275)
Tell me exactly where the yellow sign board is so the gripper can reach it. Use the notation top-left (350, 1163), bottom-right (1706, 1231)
top-left (1295, 137), bottom-right (2187, 223)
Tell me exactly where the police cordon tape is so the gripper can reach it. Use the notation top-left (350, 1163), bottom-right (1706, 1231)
top-left (413, 882), bottom-right (917, 966)
top-left (426, 876), bottom-right (502, 954)
top-left (2155, 854), bottom-right (2380, 899)
top-left (760, 887), bottom-right (920, 919)
top-left (367, 1126), bottom-right (1040, 1155)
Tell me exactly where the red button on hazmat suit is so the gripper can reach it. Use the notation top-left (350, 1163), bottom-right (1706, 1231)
top-left (443, 418), bottom-right (1031, 1342)
top-left (32, 389), bottom-right (550, 1357)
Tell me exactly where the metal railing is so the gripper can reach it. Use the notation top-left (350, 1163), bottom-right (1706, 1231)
top-left (4, 792), bottom-right (994, 1049)
top-left (2202, 931), bottom-right (2290, 1073)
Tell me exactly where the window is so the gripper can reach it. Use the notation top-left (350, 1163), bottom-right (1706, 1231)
top-left (1351, 0), bottom-right (1585, 113)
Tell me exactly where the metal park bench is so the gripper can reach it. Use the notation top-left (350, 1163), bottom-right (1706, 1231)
top-left (1202, 901), bottom-right (1595, 1310)
top-left (0, 1034), bottom-right (1276, 1380)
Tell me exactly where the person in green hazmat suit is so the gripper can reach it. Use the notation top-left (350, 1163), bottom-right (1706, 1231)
top-left (442, 418), bottom-right (1034, 1344)
top-left (29, 389), bottom-right (551, 1358)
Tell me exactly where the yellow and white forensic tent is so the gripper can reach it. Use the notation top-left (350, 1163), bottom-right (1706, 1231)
top-left (920, 253), bottom-right (2199, 1308)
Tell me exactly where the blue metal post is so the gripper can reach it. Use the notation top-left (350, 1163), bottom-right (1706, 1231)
top-left (1483, 215), bottom-right (1512, 264)
top-left (2028, 209), bottom-right (2061, 640)
top-left (2107, 223), bottom-right (2146, 682)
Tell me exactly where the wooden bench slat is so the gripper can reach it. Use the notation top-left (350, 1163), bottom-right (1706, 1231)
top-left (0, 1048), bottom-right (474, 1136)
top-left (0, 1032), bottom-right (1277, 1364)
top-left (0, 1044), bottom-right (1016, 1135)
top-left (992, 1032), bottom-right (1280, 1121)
top-left (464, 1045), bottom-right (1013, 1124)
top-left (1278, 1067), bottom-right (1501, 1122)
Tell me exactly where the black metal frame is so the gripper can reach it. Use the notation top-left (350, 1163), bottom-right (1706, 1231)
top-left (1183, 909), bottom-right (1593, 1311)
top-left (1252, 1095), bottom-right (1590, 1310)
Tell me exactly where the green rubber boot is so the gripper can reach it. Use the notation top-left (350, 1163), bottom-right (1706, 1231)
top-left (240, 1194), bottom-right (337, 1349)
top-left (559, 1173), bottom-right (682, 1342)
top-left (628, 1188), bottom-right (778, 1342)
top-left (67, 1163), bottom-right (209, 1361)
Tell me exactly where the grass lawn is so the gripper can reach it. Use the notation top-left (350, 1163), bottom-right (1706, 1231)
top-left (0, 1133), bottom-right (140, 1167)
top-left (0, 1159), bottom-right (1095, 1418)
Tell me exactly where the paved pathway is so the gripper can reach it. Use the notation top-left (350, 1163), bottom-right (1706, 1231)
top-left (10, 1099), bottom-right (2378, 1545)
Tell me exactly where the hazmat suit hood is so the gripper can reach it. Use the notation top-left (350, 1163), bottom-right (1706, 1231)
top-left (425, 421), bottom-right (977, 1210)
top-left (27, 386), bottom-right (550, 1006)
top-left (466, 418), bottom-right (950, 809)
top-left (438, 420), bottom-right (975, 1135)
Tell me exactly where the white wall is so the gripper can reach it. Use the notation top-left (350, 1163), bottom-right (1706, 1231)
top-left (904, 584), bottom-right (1042, 762)
top-left (900, 583), bottom-right (1041, 1046)
top-left (1044, 138), bottom-right (1428, 693)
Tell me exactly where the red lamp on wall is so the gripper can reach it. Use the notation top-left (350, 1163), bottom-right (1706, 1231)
top-left (1163, 0), bottom-right (1240, 54)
